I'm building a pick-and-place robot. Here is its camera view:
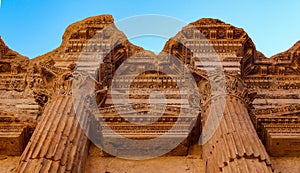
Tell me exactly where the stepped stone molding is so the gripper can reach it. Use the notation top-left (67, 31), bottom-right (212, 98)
top-left (0, 15), bottom-right (299, 172)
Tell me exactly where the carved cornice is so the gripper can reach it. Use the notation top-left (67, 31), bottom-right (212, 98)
top-left (253, 104), bottom-right (300, 117)
top-left (262, 123), bottom-right (300, 133)
top-left (243, 41), bottom-right (300, 76)
top-left (250, 104), bottom-right (300, 133)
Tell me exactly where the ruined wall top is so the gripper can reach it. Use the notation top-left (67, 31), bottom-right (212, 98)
top-left (0, 37), bottom-right (29, 74)
top-left (62, 14), bottom-right (114, 43)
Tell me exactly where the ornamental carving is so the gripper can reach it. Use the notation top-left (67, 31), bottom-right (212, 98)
top-left (0, 15), bottom-right (299, 173)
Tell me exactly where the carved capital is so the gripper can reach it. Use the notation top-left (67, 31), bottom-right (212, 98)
top-left (199, 74), bottom-right (256, 107)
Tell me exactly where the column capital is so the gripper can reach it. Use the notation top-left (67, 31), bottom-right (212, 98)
top-left (199, 74), bottom-right (256, 108)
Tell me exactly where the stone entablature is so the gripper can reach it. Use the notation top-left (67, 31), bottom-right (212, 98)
top-left (0, 15), bottom-right (299, 172)
top-left (0, 110), bottom-right (28, 156)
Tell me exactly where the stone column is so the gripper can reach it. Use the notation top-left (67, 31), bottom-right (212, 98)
top-left (15, 95), bottom-right (90, 173)
top-left (200, 75), bottom-right (273, 173)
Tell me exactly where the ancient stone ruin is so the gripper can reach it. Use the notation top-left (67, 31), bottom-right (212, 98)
top-left (0, 15), bottom-right (300, 172)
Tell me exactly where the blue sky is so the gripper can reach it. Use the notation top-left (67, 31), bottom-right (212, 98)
top-left (0, 0), bottom-right (300, 58)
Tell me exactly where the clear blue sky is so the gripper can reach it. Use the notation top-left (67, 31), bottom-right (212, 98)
top-left (0, 0), bottom-right (300, 58)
